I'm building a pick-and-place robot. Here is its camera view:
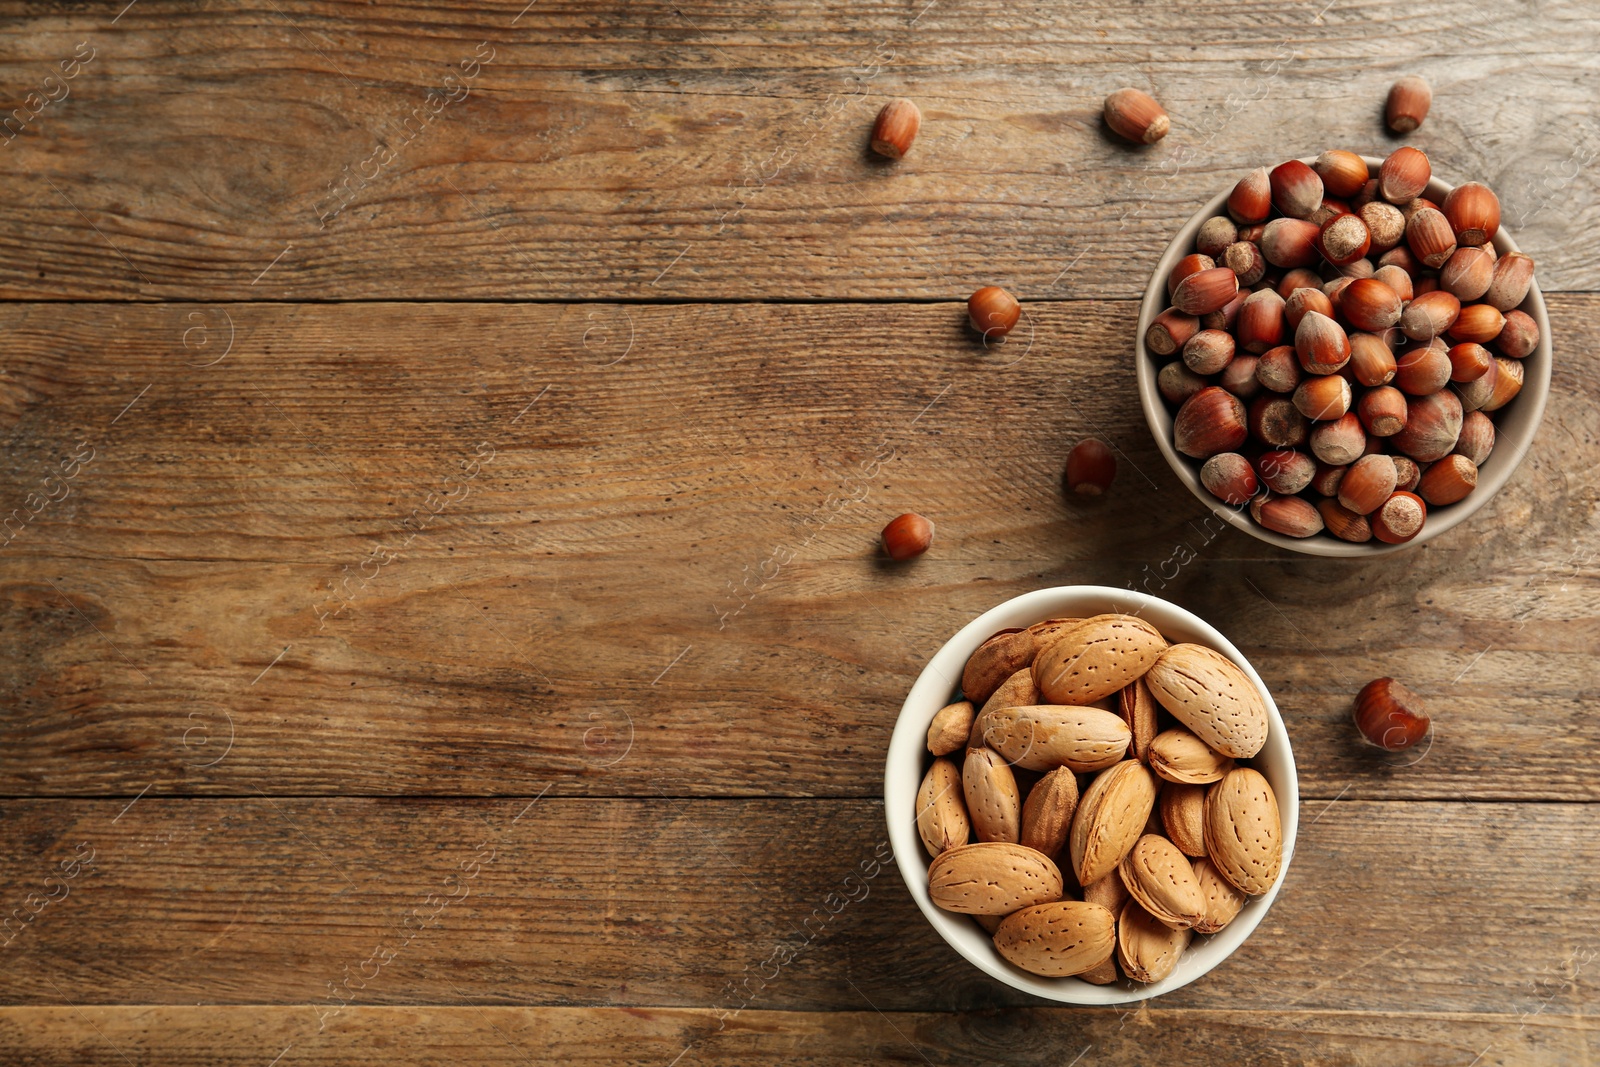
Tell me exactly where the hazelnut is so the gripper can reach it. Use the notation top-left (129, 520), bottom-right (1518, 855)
top-left (1276, 268), bottom-right (1323, 300)
top-left (1249, 394), bottom-right (1310, 448)
top-left (1357, 385), bottom-right (1408, 437)
top-left (1224, 241), bottom-right (1268, 286)
top-left (1372, 264), bottom-right (1414, 303)
top-left (1484, 253), bottom-right (1536, 311)
top-left (1255, 345), bottom-right (1302, 394)
top-left (1406, 206), bottom-right (1457, 269)
top-left (1379, 146), bottom-right (1431, 204)
top-left (870, 99), bottom-right (922, 159)
top-left (1318, 497), bottom-right (1373, 543)
top-left (1234, 289), bottom-right (1286, 353)
top-left (1104, 88), bottom-right (1170, 144)
top-left (1183, 329), bottom-right (1236, 375)
top-left (1354, 677), bottom-right (1431, 750)
top-left (1393, 344), bottom-right (1453, 395)
top-left (1295, 311), bottom-right (1351, 375)
top-left (1495, 310), bottom-right (1539, 359)
top-left (1452, 410), bottom-right (1496, 466)
top-left (1173, 387), bottom-right (1249, 458)
top-left (1358, 200), bottom-right (1406, 252)
top-left (1385, 77), bottom-right (1432, 135)
top-left (1257, 449), bottom-right (1317, 495)
top-left (1392, 389), bottom-right (1463, 462)
top-left (1313, 150), bottom-right (1370, 199)
top-left (1450, 304), bottom-right (1506, 345)
top-left (1158, 361), bottom-right (1208, 405)
top-left (1319, 213), bottom-right (1371, 264)
top-left (1417, 453), bottom-right (1478, 506)
top-left (1309, 413), bottom-right (1367, 466)
top-left (968, 286), bottom-right (1021, 338)
top-left (1310, 461), bottom-right (1348, 497)
top-left (1172, 267), bottom-right (1241, 316)
top-left (1370, 491), bottom-right (1427, 544)
top-left (1269, 160), bottom-right (1325, 219)
top-left (1481, 357), bottom-right (1524, 412)
top-left (881, 513), bottom-right (934, 560)
top-left (1220, 355), bottom-right (1262, 399)
top-left (1400, 290), bottom-right (1462, 342)
top-left (1439, 247), bottom-right (1495, 302)
top-left (1347, 332), bottom-right (1397, 387)
top-left (1201, 453), bottom-right (1259, 505)
top-left (1146, 307), bottom-right (1201, 356)
top-left (1340, 278), bottom-right (1403, 333)
top-left (1168, 253), bottom-right (1217, 297)
top-left (1200, 288), bottom-right (1249, 331)
top-left (1392, 456), bottom-right (1422, 493)
top-left (1250, 494), bottom-right (1324, 538)
top-left (1227, 167), bottom-right (1272, 225)
top-left (1442, 182), bottom-right (1501, 246)
top-left (1284, 286), bottom-right (1334, 330)
top-left (1293, 374), bottom-right (1353, 421)
top-left (1196, 216), bottom-right (1239, 259)
top-left (1338, 454), bottom-right (1398, 515)
top-left (1066, 439), bottom-right (1118, 496)
top-left (1260, 218), bottom-right (1322, 268)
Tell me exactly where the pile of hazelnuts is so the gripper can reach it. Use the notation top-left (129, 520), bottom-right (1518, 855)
top-left (1146, 147), bottom-right (1539, 544)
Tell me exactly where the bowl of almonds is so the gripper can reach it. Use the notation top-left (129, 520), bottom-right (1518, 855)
top-left (886, 586), bottom-right (1297, 1003)
top-left (1136, 149), bottom-right (1552, 555)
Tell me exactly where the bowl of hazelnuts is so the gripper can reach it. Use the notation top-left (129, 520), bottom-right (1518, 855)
top-left (1135, 149), bottom-right (1552, 555)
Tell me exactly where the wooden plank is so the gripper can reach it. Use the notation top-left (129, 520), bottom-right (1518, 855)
top-left (1, 2), bottom-right (1597, 300)
top-left (0, 798), bottom-right (1595, 1015)
top-left (0, 299), bottom-right (1595, 798)
top-left (0, 1005), bottom-right (1592, 1066)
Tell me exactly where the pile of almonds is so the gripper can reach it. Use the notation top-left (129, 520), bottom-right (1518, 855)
top-left (918, 613), bottom-right (1284, 983)
top-left (1146, 147), bottom-right (1540, 543)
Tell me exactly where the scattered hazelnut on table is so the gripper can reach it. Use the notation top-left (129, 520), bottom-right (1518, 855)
top-left (967, 286), bottom-right (1021, 339)
top-left (1103, 88), bottom-right (1169, 145)
top-left (1065, 439), bottom-right (1117, 496)
top-left (870, 98), bottom-right (921, 159)
top-left (1385, 76), bottom-right (1432, 134)
top-left (882, 513), bottom-right (934, 560)
top-left (1353, 677), bottom-right (1431, 750)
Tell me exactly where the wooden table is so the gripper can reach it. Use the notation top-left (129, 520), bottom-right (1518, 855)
top-left (2, 2), bottom-right (1597, 1063)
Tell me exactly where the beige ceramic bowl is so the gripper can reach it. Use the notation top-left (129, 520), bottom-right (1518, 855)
top-left (885, 586), bottom-right (1298, 1004)
top-left (1135, 156), bottom-right (1552, 556)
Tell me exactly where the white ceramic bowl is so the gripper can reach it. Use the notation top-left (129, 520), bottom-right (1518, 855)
top-left (885, 586), bottom-right (1299, 1004)
top-left (1135, 156), bottom-right (1553, 557)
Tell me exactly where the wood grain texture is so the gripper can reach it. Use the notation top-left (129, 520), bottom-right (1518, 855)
top-left (1, 300), bottom-right (1595, 798)
top-left (1, 1), bottom-right (1598, 301)
top-left (0, 1005), bottom-right (1592, 1066)
top-left (0, 798), bottom-right (1595, 1014)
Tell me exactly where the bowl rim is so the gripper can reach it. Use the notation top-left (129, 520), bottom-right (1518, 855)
top-left (1134, 155), bottom-right (1553, 557)
top-left (884, 585), bottom-right (1299, 1005)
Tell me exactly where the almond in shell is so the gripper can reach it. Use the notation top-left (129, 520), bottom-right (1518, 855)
top-left (1034, 615), bottom-right (1169, 705)
top-left (972, 705), bottom-right (1132, 772)
top-left (1077, 954), bottom-right (1119, 985)
top-left (927, 842), bottom-right (1063, 914)
top-left (1159, 782), bottom-right (1208, 857)
top-left (927, 700), bottom-right (975, 756)
top-left (1081, 869), bottom-right (1129, 915)
top-left (1118, 834), bottom-right (1205, 930)
top-left (963, 746), bottom-right (1021, 843)
top-left (1117, 900), bottom-right (1192, 983)
top-left (1117, 676), bottom-right (1161, 762)
top-left (978, 667), bottom-right (1040, 719)
top-left (1020, 766), bottom-right (1079, 859)
top-left (993, 901), bottom-right (1116, 977)
top-left (1069, 759), bottom-right (1158, 887)
top-left (1148, 727), bottom-right (1235, 784)
top-left (1204, 767), bottom-right (1284, 895)
top-left (916, 757), bottom-right (970, 857)
top-left (1192, 856), bottom-right (1247, 934)
top-left (1145, 643), bottom-right (1270, 759)
top-left (963, 628), bottom-right (1038, 705)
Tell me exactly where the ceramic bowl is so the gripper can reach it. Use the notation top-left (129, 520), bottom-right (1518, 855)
top-left (885, 586), bottom-right (1298, 1003)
